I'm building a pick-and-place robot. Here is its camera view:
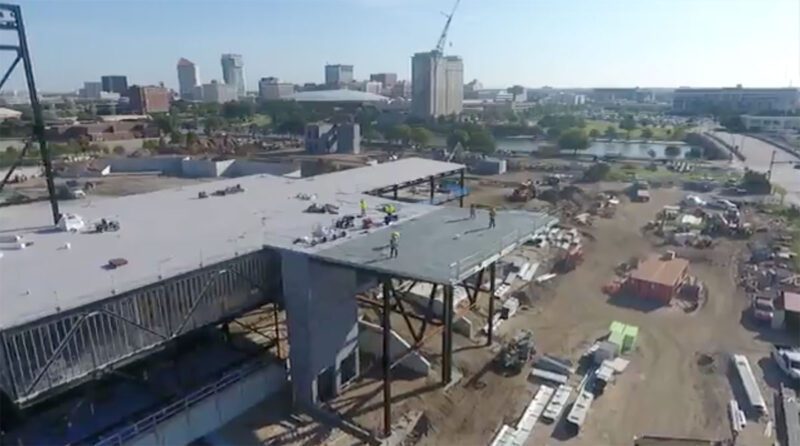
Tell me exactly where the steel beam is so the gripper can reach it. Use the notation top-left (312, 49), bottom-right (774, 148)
top-left (24, 313), bottom-right (91, 395)
top-left (0, 52), bottom-right (20, 91)
top-left (172, 270), bottom-right (228, 337)
top-left (381, 278), bottom-right (392, 438)
top-left (488, 262), bottom-right (496, 346)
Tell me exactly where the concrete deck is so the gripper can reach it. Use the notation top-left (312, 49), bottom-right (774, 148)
top-left (312, 207), bottom-right (557, 284)
top-left (0, 158), bottom-right (462, 329)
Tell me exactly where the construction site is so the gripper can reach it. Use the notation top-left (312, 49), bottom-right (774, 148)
top-left (1, 2), bottom-right (800, 445)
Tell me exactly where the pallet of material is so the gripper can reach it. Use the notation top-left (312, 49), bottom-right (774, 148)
top-left (495, 283), bottom-right (511, 298)
top-left (535, 354), bottom-right (575, 376)
top-left (731, 354), bottom-right (767, 417)
top-left (566, 390), bottom-right (594, 430)
top-left (728, 399), bottom-right (747, 433)
top-left (530, 367), bottom-right (569, 385)
top-left (780, 385), bottom-right (800, 446)
top-left (542, 384), bottom-right (573, 423)
top-left (512, 385), bottom-right (554, 444)
top-left (520, 262), bottom-right (539, 282)
top-left (488, 424), bottom-right (516, 446)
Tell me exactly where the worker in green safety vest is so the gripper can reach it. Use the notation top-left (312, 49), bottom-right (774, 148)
top-left (359, 198), bottom-right (367, 217)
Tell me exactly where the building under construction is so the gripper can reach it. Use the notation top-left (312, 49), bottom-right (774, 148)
top-left (0, 158), bottom-right (557, 444)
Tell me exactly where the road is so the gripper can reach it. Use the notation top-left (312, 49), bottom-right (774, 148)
top-left (712, 131), bottom-right (800, 206)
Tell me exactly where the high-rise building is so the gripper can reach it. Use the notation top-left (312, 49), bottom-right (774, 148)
top-left (324, 64), bottom-right (354, 86)
top-left (369, 73), bottom-right (397, 89)
top-left (220, 54), bottom-right (245, 98)
top-left (177, 58), bottom-right (200, 100)
top-left (360, 81), bottom-right (382, 95)
top-left (258, 77), bottom-right (294, 100)
top-left (100, 76), bottom-right (128, 95)
top-left (128, 85), bottom-right (171, 114)
top-left (200, 80), bottom-right (237, 104)
top-left (411, 52), bottom-right (463, 117)
top-left (79, 81), bottom-right (103, 99)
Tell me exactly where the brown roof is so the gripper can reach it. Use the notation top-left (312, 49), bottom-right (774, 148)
top-left (630, 254), bottom-right (689, 287)
top-left (784, 291), bottom-right (800, 313)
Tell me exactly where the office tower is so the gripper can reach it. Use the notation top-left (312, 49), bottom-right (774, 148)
top-left (324, 64), bottom-right (354, 86)
top-left (100, 76), bottom-right (128, 95)
top-left (177, 58), bottom-right (200, 100)
top-left (221, 54), bottom-right (245, 98)
top-left (128, 85), bottom-right (170, 114)
top-left (411, 51), bottom-right (463, 117)
top-left (369, 73), bottom-right (398, 89)
top-left (258, 77), bottom-right (294, 100)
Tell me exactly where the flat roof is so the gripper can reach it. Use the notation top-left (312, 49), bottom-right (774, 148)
top-left (784, 291), bottom-right (800, 313)
top-left (286, 89), bottom-right (389, 103)
top-left (0, 158), bottom-right (463, 330)
top-left (630, 255), bottom-right (689, 287)
top-left (312, 207), bottom-right (557, 285)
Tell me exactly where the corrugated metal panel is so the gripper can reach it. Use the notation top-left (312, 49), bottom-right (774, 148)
top-left (1, 250), bottom-right (280, 406)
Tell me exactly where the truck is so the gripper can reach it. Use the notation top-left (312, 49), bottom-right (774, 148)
top-left (772, 345), bottom-right (800, 383)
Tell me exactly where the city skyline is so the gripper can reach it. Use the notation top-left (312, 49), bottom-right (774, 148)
top-left (2, 0), bottom-right (799, 92)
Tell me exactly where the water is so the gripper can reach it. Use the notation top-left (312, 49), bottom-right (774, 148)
top-left (497, 138), bottom-right (692, 160)
top-left (431, 136), bottom-right (693, 160)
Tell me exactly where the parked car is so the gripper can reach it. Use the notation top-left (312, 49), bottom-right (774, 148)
top-left (772, 345), bottom-right (800, 382)
top-left (751, 295), bottom-right (775, 323)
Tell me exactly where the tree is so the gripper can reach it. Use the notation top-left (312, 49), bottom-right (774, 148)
top-left (222, 101), bottom-right (255, 121)
top-left (546, 126), bottom-right (562, 140)
top-left (112, 145), bottom-right (126, 156)
top-left (720, 115), bottom-right (745, 132)
top-left (557, 127), bottom-right (589, 156)
top-left (276, 117), bottom-right (306, 135)
top-left (385, 124), bottom-right (411, 144)
top-left (588, 128), bottom-right (600, 139)
top-left (664, 145), bottom-right (681, 158)
top-left (619, 115), bottom-right (637, 139)
top-left (409, 127), bottom-right (433, 146)
top-left (581, 162), bottom-right (611, 182)
top-left (467, 129), bottom-right (496, 154)
top-left (363, 127), bottom-right (382, 142)
top-left (447, 129), bottom-right (470, 149)
top-left (186, 131), bottom-right (199, 147)
top-left (671, 127), bottom-right (686, 141)
top-left (604, 126), bottom-right (618, 140)
top-left (507, 85), bottom-right (525, 102)
top-left (641, 127), bottom-right (654, 140)
top-left (647, 149), bottom-right (657, 159)
top-left (152, 113), bottom-right (177, 135)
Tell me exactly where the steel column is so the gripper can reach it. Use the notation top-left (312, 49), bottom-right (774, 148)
top-left (488, 262), bottom-right (496, 346)
top-left (459, 169), bottom-right (465, 208)
top-left (14, 5), bottom-right (59, 223)
top-left (393, 184), bottom-right (398, 200)
top-left (441, 285), bottom-right (453, 385)
top-left (381, 279), bottom-right (392, 438)
top-left (429, 176), bottom-right (435, 204)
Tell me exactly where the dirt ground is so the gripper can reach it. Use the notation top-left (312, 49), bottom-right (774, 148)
top-left (209, 180), bottom-right (795, 446)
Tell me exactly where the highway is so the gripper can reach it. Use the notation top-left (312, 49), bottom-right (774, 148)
top-left (712, 131), bottom-right (800, 207)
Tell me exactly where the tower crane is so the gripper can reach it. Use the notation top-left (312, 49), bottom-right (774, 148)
top-left (434, 0), bottom-right (461, 54)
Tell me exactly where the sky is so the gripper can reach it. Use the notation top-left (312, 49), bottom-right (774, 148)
top-left (2, 0), bottom-right (799, 92)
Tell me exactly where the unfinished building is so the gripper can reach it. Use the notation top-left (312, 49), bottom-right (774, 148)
top-left (0, 158), bottom-right (557, 444)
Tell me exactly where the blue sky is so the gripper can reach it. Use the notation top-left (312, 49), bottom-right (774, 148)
top-left (3, 0), bottom-right (799, 92)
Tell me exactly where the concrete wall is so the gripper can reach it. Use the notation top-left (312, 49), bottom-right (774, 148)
top-left (181, 158), bottom-right (235, 178)
top-left (359, 320), bottom-right (431, 375)
top-left (127, 362), bottom-right (286, 446)
top-left (105, 156), bottom-right (184, 175)
top-left (281, 253), bottom-right (360, 406)
top-left (228, 159), bottom-right (298, 177)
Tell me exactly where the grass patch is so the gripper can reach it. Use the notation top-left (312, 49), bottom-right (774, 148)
top-left (605, 163), bottom-right (741, 183)
top-left (585, 120), bottom-right (684, 142)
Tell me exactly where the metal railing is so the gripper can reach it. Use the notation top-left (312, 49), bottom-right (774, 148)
top-left (93, 358), bottom-right (273, 446)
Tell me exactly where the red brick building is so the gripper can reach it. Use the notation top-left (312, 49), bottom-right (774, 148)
top-left (627, 254), bottom-right (690, 303)
top-left (127, 85), bottom-right (170, 114)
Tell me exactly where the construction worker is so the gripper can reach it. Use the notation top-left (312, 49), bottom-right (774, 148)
top-left (489, 207), bottom-right (497, 229)
top-left (359, 198), bottom-right (368, 217)
top-left (469, 204), bottom-right (476, 219)
top-left (389, 231), bottom-right (400, 258)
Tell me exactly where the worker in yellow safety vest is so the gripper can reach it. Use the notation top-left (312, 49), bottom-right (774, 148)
top-left (359, 198), bottom-right (367, 217)
top-left (389, 231), bottom-right (400, 258)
